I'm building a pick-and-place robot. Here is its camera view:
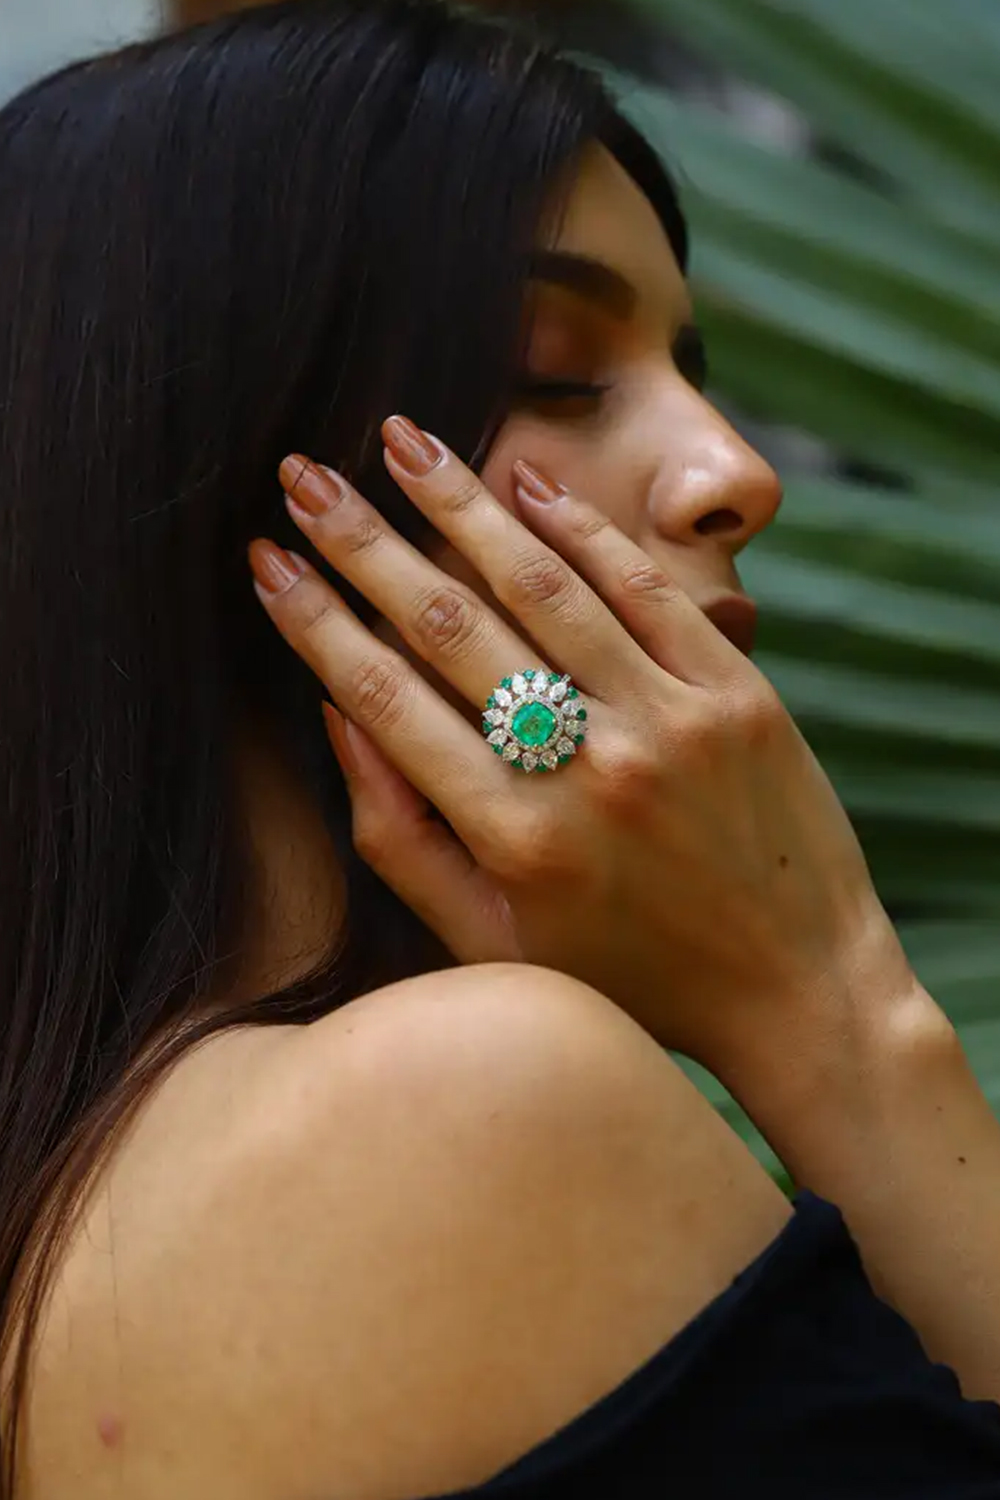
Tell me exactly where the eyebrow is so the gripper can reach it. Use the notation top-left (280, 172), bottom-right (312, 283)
top-left (525, 249), bottom-right (709, 388)
top-left (526, 250), bottom-right (637, 319)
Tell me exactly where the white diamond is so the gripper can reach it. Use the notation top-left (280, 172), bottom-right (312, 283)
top-left (541, 749), bottom-right (559, 770)
top-left (549, 680), bottom-right (568, 704)
top-left (556, 737), bottom-right (575, 758)
top-left (521, 751), bottom-right (538, 772)
top-left (494, 688), bottom-right (512, 709)
top-left (484, 708), bottom-right (505, 727)
top-left (502, 741), bottom-right (520, 763)
top-left (487, 728), bottom-right (507, 747)
top-left (511, 674), bottom-right (527, 697)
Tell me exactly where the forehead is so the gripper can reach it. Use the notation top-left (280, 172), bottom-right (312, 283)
top-left (546, 142), bottom-right (692, 326)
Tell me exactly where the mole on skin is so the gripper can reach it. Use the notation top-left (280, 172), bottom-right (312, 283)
top-left (97, 1414), bottom-right (124, 1449)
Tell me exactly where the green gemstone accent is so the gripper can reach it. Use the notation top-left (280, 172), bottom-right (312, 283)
top-left (487, 695), bottom-right (496, 709)
top-left (567, 688), bottom-right (579, 700)
top-left (536, 764), bottom-right (548, 774)
top-left (573, 734), bottom-right (585, 746)
top-left (549, 673), bottom-right (561, 685)
top-left (576, 709), bottom-right (587, 721)
top-left (524, 669), bottom-right (536, 681)
top-left (493, 744), bottom-right (502, 755)
top-left (511, 702), bottom-right (558, 749)
top-left (558, 755), bottom-right (572, 765)
top-left (501, 677), bottom-right (513, 690)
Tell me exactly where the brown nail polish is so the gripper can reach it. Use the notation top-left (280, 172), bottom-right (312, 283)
top-left (513, 459), bottom-right (564, 504)
top-left (279, 454), bottom-right (347, 517)
top-left (383, 415), bottom-right (443, 477)
top-left (250, 540), bottom-right (303, 594)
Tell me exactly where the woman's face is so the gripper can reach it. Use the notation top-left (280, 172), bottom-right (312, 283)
top-left (428, 141), bottom-right (783, 661)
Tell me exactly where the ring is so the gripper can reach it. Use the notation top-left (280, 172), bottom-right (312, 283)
top-left (482, 669), bottom-right (588, 774)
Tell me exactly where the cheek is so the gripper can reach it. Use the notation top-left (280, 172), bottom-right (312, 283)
top-left (480, 414), bottom-right (642, 538)
top-left (478, 417), bottom-right (533, 515)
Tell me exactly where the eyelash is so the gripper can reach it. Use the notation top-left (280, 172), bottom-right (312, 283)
top-left (514, 377), bottom-right (612, 407)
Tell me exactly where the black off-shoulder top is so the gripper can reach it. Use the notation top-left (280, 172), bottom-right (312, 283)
top-left (413, 1190), bottom-right (1000, 1499)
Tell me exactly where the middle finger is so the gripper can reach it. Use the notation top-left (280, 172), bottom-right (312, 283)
top-left (379, 415), bottom-right (656, 701)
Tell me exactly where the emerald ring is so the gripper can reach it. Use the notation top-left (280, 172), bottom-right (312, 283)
top-left (481, 669), bottom-right (588, 774)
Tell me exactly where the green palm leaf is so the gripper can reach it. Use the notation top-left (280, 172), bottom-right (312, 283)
top-left (598, 0), bottom-right (1000, 1178)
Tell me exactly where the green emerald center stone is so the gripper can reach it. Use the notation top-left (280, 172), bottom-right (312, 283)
top-left (511, 701), bottom-right (557, 749)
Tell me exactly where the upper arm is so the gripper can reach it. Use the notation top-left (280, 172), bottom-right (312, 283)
top-left (237, 964), bottom-right (793, 1498)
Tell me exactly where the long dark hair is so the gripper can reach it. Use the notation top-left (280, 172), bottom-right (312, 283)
top-left (0, 0), bottom-right (686, 1482)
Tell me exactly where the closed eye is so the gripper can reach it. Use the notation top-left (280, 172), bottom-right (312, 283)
top-left (515, 378), bottom-right (612, 401)
top-left (512, 377), bottom-right (612, 420)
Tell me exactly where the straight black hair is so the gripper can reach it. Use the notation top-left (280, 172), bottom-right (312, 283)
top-left (0, 0), bottom-right (686, 1482)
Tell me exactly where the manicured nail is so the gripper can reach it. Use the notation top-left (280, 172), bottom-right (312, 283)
top-left (322, 702), bottom-right (359, 777)
top-left (513, 459), bottom-right (565, 504)
top-left (249, 539), bottom-right (304, 594)
top-left (383, 415), bottom-right (444, 477)
top-left (279, 454), bottom-right (347, 517)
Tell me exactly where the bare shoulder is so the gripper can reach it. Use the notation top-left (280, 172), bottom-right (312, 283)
top-left (27, 964), bottom-right (792, 1500)
top-left (245, 962), bottom-right (793, 1498)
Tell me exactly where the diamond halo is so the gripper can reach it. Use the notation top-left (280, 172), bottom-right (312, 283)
top-left (481, 669), bottom-right (588, 774)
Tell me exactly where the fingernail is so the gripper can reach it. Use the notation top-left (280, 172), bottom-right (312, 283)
top-left (322, 702), bottom-right (359, 777)
top-left (513, 459), bottom-right (565, 504)
top-left (383, 415), bottom-right (444, 477)
top-left (279, 454), bottom-right (348, 517)
top-left (249, 539), bottom-right (304, 594)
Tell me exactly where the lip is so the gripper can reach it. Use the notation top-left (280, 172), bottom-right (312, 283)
top-left (702, 595), bottom-right (758, 656)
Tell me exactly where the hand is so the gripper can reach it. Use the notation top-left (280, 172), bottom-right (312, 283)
top-left (248, 416), bottom-right (914, 1075)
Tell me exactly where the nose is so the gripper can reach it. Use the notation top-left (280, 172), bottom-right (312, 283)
top-left (648, 393), bottom-right (783, 552)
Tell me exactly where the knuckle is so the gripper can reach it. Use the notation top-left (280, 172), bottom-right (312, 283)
top-left (618, 559), bottom-right (676, 600)
top-left (664, 682), bottom-right (783, 762)
top-left (348, 657), bottom-right (410, 731)
top-left (567, 504), bottom-right (612, 543)
top-left (297, 592), bottom-right (342, 645)
top-left (440, 477), bottom-right (484, 516)
top-left (478, 806), bottom-right (563, 881)
top-left (409, 586), bottom-right (485, 660)
top-left (590, 733), bottom-right (659, 808)
top-left (733, 680), bottom-right (784, 743)
top-left (503, 551), bottom-right (575, 610)
top-left (341, 511), bottom-right (384, 557)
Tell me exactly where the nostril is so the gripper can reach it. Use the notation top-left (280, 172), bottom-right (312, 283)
top-left (694, 508), bottom-right (744, 538)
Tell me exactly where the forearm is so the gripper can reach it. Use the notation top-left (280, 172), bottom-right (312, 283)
top-left (720, 979), bottom-right (1000, 1404)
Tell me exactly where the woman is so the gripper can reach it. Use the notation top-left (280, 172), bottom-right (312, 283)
top-left (2, 1), bottom-right (1000, 1496)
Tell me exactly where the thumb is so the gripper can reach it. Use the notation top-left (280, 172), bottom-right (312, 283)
top-left (322, 703), bottom-right (516, 965)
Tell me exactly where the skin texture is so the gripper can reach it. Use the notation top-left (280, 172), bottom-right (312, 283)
top-left (223, 142), bottom-right (783, 1010)
top-left (22, 967), bottom-right (794, 1499)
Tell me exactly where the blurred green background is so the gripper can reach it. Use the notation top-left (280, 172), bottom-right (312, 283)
top-left (587, 0), bottom-right (1000, 1180)
top-left (4, 0), bottom-right (999, 1183)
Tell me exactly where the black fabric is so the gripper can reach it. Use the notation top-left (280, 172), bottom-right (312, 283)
top-left (416, 1190), bottom-right (1000, 1499)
